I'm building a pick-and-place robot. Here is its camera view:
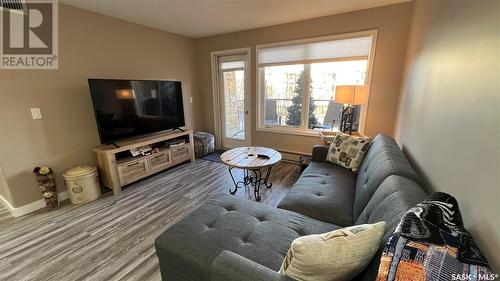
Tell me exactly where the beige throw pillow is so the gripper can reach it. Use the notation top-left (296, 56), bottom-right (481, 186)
top-left (326, 132), bottom-right (372, 172)
top-left (279, 222), bottom-right (386, 281)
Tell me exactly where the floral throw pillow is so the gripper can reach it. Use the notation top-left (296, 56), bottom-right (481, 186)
top-left (326, 132), bottom-right (372, 172)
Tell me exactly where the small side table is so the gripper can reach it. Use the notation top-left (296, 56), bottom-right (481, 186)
top-left (220, 147), bottom-right (282, 202)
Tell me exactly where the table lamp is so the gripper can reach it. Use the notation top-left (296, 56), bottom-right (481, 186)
top-left (115, 89), bottom-right (135, 99)
top-left (335, 85), bottom-right (368, 134)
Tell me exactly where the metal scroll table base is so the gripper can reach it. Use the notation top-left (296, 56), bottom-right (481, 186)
top-left (228, 167), bottom-right (273, 202)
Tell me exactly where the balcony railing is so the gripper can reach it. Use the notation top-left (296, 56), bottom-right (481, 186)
top-left (263, 98), bottom-right (347, 131)
top-left (225, 98), bottom-right (360, 138)
top-left (225, 99), bottom-right (245, 139)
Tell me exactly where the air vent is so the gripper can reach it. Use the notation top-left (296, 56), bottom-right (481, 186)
top-left (0, 0), bottom-right (27, 15)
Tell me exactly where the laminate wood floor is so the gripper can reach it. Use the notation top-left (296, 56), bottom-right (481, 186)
top-left (0, 160), bottom-right (300, 281)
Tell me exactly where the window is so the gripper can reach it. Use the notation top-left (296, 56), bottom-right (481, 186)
top-left (220, 61), bottom-right (246, 140)
top-left (257, 31), bottom-right (377, 135)
top-left (263, 64), bottom-right (304, 127)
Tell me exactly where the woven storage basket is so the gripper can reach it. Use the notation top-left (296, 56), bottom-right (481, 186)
top-left (193, 132), bottom-right (215, 158)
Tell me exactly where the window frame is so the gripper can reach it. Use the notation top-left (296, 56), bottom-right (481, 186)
top-left (256, 30), bottom-right (378, 137)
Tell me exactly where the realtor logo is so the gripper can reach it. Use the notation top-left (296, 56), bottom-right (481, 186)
top-left (1, 0), bottom-right (58, 69)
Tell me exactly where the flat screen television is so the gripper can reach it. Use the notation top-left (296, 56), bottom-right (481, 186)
top-left (88, 79), bottom-right (185, 144)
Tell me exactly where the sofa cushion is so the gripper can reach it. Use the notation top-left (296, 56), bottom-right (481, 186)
top-left (155, 193), bottom-right (340, 281)
top-left (278, 161), bottom-right (356, 226)
top-left (354, 175), bottom-right (426, 281)
top-left (210, 250), bottom-right (295, 281)
top-left (352, 134), bottom-right (420, 222)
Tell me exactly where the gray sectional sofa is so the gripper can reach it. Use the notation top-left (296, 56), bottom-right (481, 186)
top-left (155, 134), bottom-right (427, 281)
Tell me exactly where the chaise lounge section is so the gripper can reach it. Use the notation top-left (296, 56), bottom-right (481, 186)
top-left (155, 134), bottom-right (426, 281)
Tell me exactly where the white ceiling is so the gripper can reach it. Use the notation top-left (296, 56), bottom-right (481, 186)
top-left (61, 0), bottom-right (410, 38)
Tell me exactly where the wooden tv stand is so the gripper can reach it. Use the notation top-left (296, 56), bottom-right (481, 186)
top-left (92, 130), bottom-right (195, 195)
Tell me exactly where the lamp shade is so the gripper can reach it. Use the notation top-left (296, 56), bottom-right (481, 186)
top-left (335, 85), bottom-right (369, 105)
top-left (115, 89), bottom-right (135, 99)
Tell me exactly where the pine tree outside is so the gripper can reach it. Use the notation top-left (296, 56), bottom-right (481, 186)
top-left (285, 71), bottom-right (317, 128)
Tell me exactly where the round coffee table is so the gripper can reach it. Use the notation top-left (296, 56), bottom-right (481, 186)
top-left (220, 147), bottom-right (282, 201)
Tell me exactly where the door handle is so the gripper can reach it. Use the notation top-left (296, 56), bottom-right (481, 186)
top-left (245, 110), bottom-right (249, 115)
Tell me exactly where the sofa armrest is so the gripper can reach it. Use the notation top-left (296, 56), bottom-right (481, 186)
top-left (312, 145), bottom-right (330, 162)
top-left (209, 251), bottom-right (295, 281)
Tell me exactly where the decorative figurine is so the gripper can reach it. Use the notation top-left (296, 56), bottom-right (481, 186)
top-left (33, 166), bottom-right (60, 209)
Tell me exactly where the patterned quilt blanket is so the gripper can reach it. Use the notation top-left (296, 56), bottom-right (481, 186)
top-left (376, 192), bottom-right (493, 281)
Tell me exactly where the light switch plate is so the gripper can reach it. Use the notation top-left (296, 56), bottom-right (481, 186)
top-left (189, 97), bottom-right (193, 104)
top-left (30, 108), bottom-right (42, 119)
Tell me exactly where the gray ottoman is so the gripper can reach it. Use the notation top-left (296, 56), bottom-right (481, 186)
top-left (193, 132), bottom-right (215, 158)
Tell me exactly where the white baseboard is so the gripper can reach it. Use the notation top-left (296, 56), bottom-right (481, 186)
top-left (0, 191), bottom-right (68, 217)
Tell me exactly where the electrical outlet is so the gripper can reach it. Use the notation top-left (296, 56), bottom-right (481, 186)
top-left (30, 108), bottom-right (42, 119)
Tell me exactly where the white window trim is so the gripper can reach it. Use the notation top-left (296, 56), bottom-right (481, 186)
top-left (256, 30), bottom-right (378, 137)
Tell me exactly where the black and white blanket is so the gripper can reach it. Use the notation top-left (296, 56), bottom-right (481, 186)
top-left (395, 192), bottom-right (490, 267)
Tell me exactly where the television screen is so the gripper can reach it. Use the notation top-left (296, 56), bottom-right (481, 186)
top-left (88, 79), bottom-right (185, 144)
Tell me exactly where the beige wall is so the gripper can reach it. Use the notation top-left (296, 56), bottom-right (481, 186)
top-left (0, 165), bottom-right (13, 205)
top-left (395, 0), bottom-right (499, 270)
top-left (195, 2), bottom-right (413, 153)
top-left (0, 4), bottom-right (198, 207)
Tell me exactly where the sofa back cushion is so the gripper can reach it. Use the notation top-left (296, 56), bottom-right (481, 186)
top-left (352, 134), bottom-right (420, 221)
top-left (354, 175), bottom-right (427, 281)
